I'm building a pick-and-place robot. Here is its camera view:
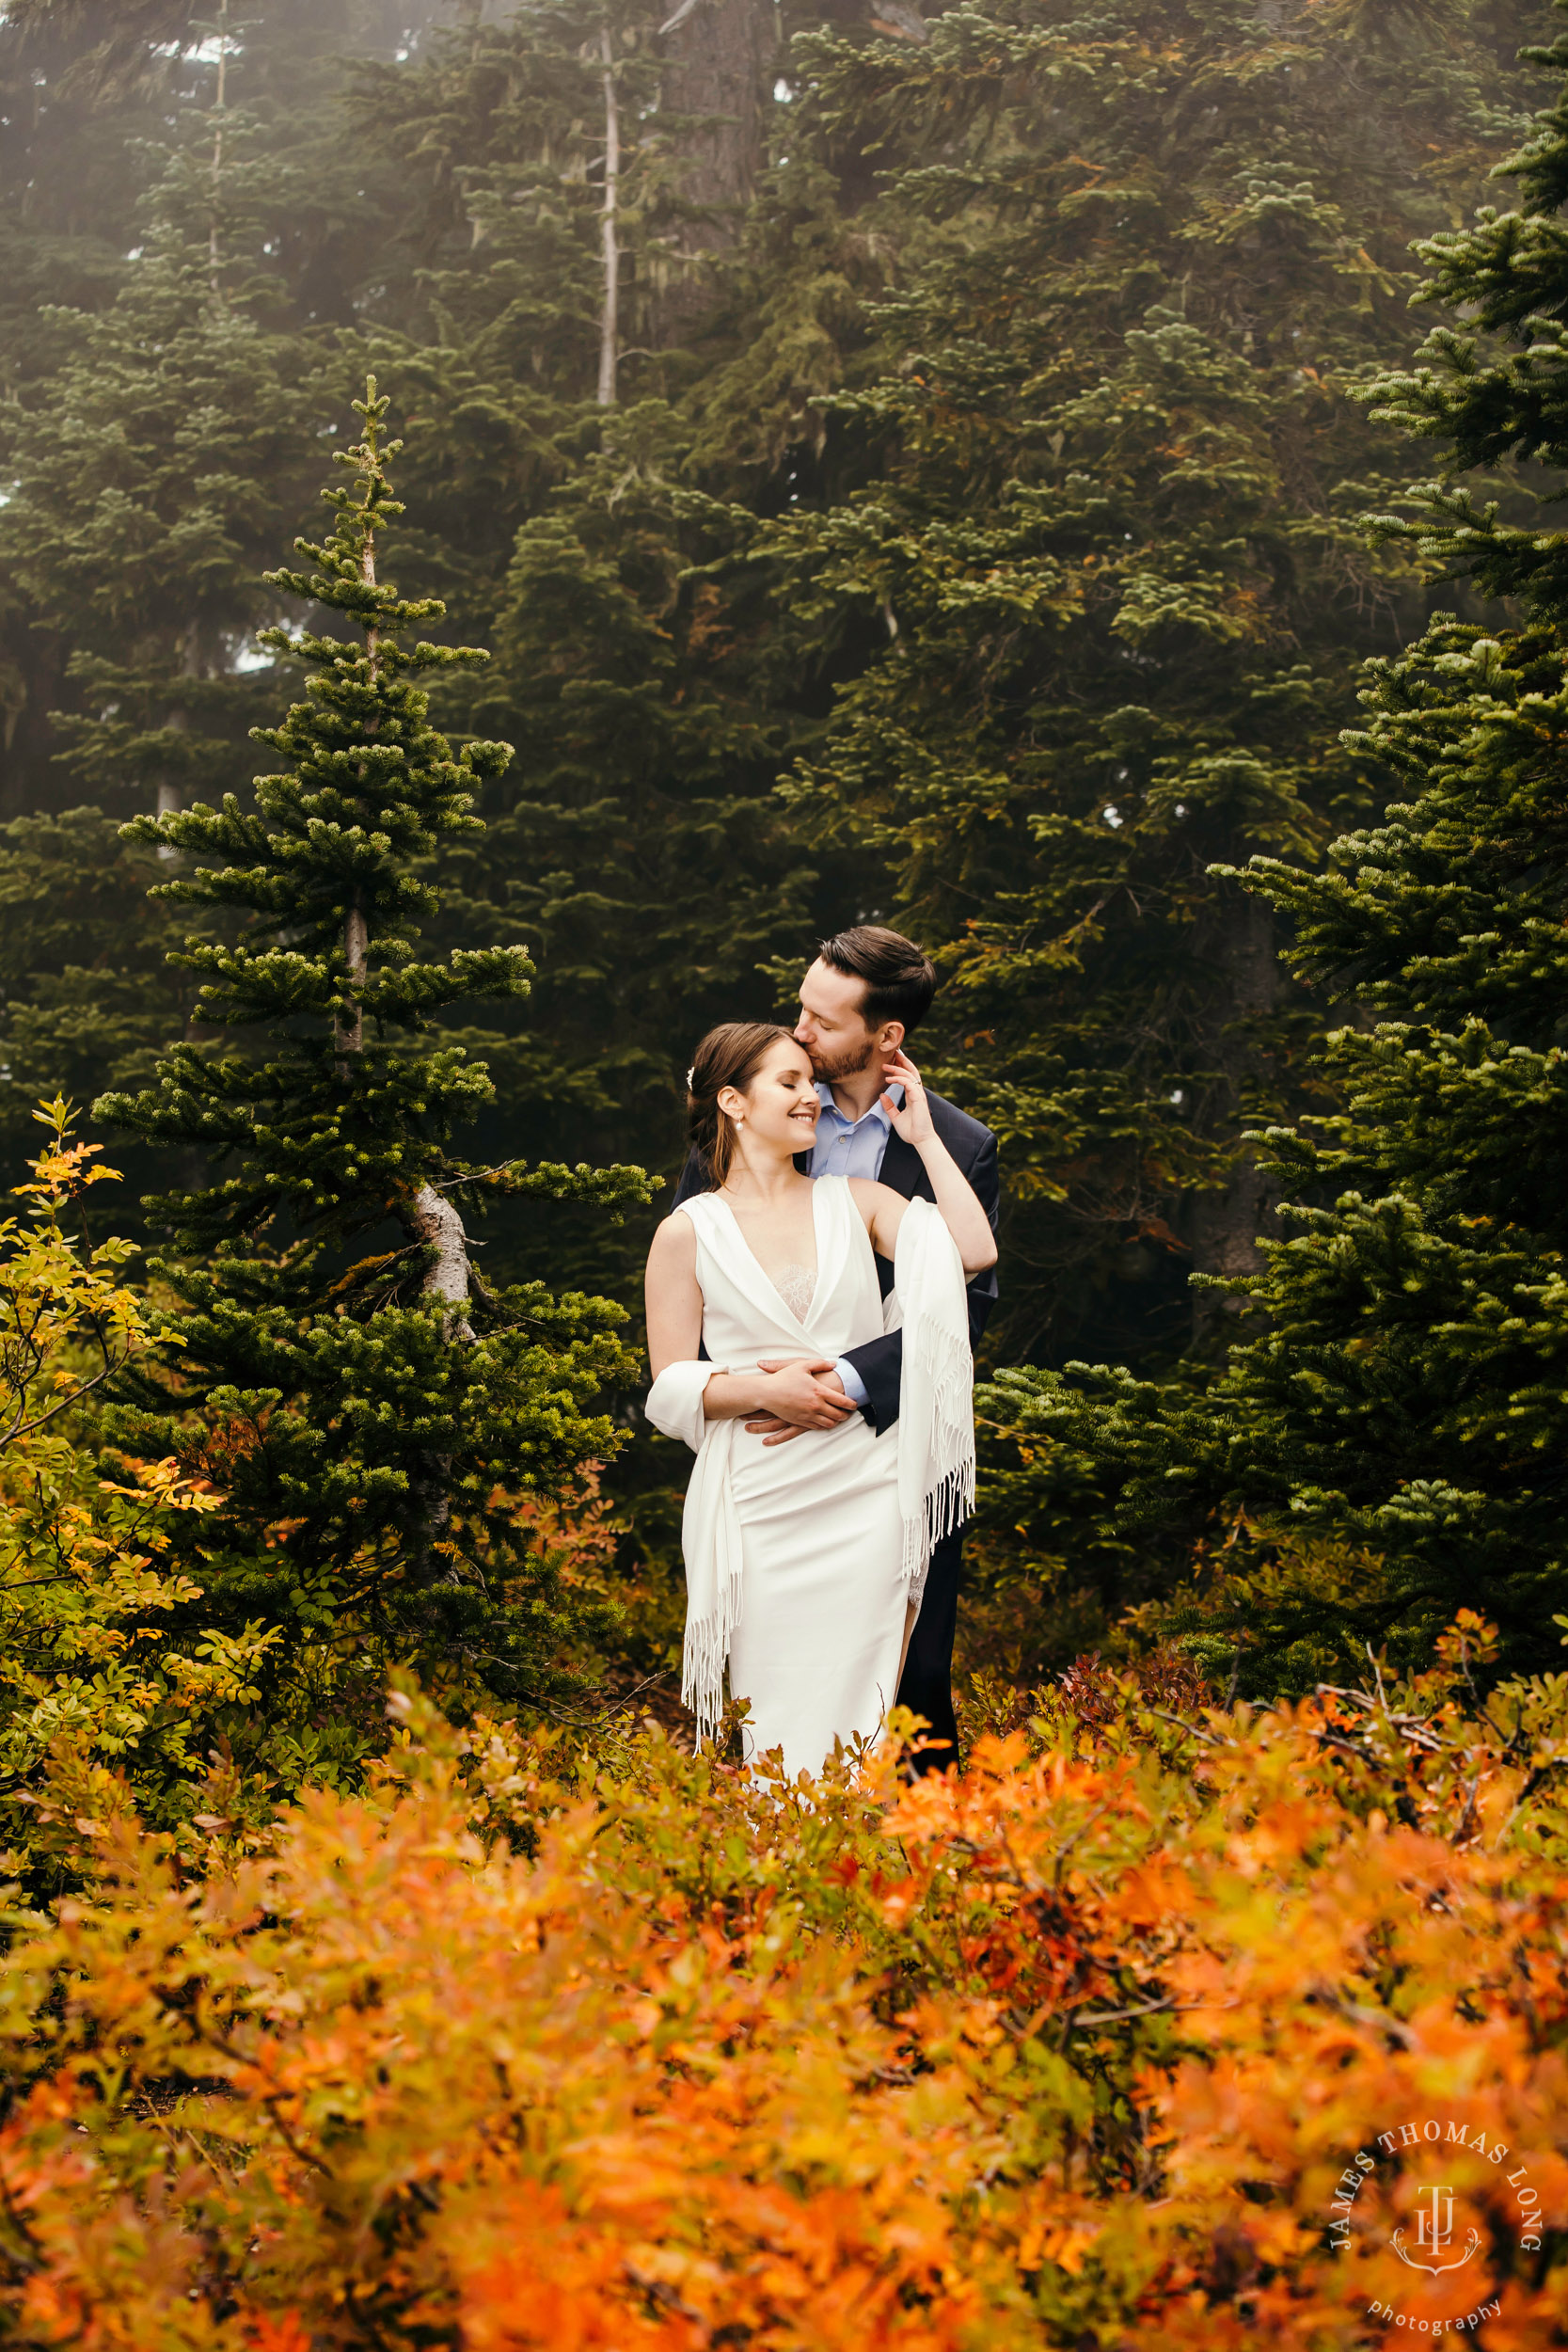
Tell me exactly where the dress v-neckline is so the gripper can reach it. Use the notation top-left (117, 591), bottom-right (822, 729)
top-left (712, 1181), bottom-right (825, 1330)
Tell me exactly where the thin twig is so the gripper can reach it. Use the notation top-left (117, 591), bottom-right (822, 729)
top-left (1061, 1994), bottom-right (1222, 2039)
top-left (1366, 1640), bottom-right (1391, 1716)
top-left (1319, 1988), bottom-right (1418, 2049)
top-left (1142, 1707), bottom-right (1228, 1747)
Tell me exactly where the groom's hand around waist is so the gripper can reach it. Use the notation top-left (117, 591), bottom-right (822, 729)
top-left (745, 1359), bottom-right (858, 1445)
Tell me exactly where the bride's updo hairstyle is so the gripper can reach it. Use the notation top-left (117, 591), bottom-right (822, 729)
top-left (687, 1021), bottom-right (794, 1188)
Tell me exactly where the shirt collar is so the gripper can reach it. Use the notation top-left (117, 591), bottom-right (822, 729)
top-left (815, 1080), bottom-right (897, 1128)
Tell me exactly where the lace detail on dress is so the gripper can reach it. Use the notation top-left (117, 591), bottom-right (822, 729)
top-left (773, 1262), bottom-right (816, 1323)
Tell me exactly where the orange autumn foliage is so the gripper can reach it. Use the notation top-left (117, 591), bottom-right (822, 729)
top-left (0, 1619), bottom-right (1566, 2348)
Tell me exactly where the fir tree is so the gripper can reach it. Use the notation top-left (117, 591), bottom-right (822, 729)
top-left (986, 2), bottom-right (1568, 1691)
top-left (0, 1), bottom-right (442, 817)
top-left (99, 380), bottom-right (648, 1721)
top-left (752, 0), bottom-right (1537, 1377)
top-left (0, 2), bottom-right (446, 1201)
top-left (337, 8), bottom-right (878, 1299)
top-left (0, 111), bottom-right (317, 1195)
top-left (348, 0), bottom-right (665, 421)
top-left (0, 812), bottom-right (185, 1195)
top-left (457, 401), bottom-right (840, 1284)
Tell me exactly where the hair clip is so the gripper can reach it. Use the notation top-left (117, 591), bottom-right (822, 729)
top-left (686, 1066), bottom-right (695, 1089)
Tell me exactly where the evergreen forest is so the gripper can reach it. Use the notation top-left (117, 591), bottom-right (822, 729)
top-left (9, 1), bottom-right (1568, 2341)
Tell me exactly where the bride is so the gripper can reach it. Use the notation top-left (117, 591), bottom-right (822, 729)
top-left (644, 1021), bottom-right (997, 1775)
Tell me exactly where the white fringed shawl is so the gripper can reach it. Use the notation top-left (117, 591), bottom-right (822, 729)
top-left (644, 1193), bottom-right (975, 1746)
top-left (643, 1357), bottom-right (743, 1744)
top-left (891, 1195), bottom-right (976, 1609)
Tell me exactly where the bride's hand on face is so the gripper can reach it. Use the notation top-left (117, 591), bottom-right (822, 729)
top-left (879, 1047), bottom-right (934, 1146)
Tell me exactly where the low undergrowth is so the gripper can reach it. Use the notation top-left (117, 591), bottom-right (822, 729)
top-left (2, 1615), bottom-right (1566, 2347)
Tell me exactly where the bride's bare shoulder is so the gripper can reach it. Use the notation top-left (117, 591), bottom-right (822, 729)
top-left (846, 1175), bottom-right (896, 1219)
top-left (646, 1207), bottom-right (699, 1270)
top-left (847, 1174), bottom-right (905, 1250)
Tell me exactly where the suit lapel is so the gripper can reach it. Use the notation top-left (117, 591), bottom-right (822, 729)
top-left (877, 1129), bottom-right (932, 1202)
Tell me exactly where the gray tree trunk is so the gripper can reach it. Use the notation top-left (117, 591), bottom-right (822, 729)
top-left (597, 23), bottom-right (621, 405)
top-left (650, 0), bottom-right (772, 346)
top-left (408, 1184), bottom-right (475, 1339)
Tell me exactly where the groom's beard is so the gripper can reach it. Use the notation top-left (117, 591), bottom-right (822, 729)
top-left (802, 1034), bottom-right (876, 1085)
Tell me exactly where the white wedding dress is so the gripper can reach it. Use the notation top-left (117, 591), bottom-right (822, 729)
top-left (645, 1173), bottom-right (974, 1777)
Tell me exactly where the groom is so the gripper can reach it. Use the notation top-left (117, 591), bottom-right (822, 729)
top-left (672, 925), bottom-right (1000, 1772)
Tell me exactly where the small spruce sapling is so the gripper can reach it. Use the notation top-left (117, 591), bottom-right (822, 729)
top-left (99, 381), bottom-right (650, 1715)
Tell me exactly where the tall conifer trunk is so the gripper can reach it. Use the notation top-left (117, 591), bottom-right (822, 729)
top-left (597, 23), bottom-right (620, 405)
top-left (208, 0), bottom-right (229, 296)
top-left (651, 0), bottom-right (770, 345)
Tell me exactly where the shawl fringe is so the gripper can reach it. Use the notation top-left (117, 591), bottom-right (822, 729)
top-left (895, 1197), bottom-right (977, 1613)
top-left (645, 1357), bottom-right (743, 1744)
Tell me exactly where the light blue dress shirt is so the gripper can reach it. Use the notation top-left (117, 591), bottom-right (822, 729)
top-left (807, 1080), bottom-right (897, 1409)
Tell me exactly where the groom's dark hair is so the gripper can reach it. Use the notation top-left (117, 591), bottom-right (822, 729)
top-left (818, 926), bottom-right (937, 1036)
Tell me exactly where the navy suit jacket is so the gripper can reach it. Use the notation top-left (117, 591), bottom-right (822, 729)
top-left (668, 1089), bottom-right (1000, 1437)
